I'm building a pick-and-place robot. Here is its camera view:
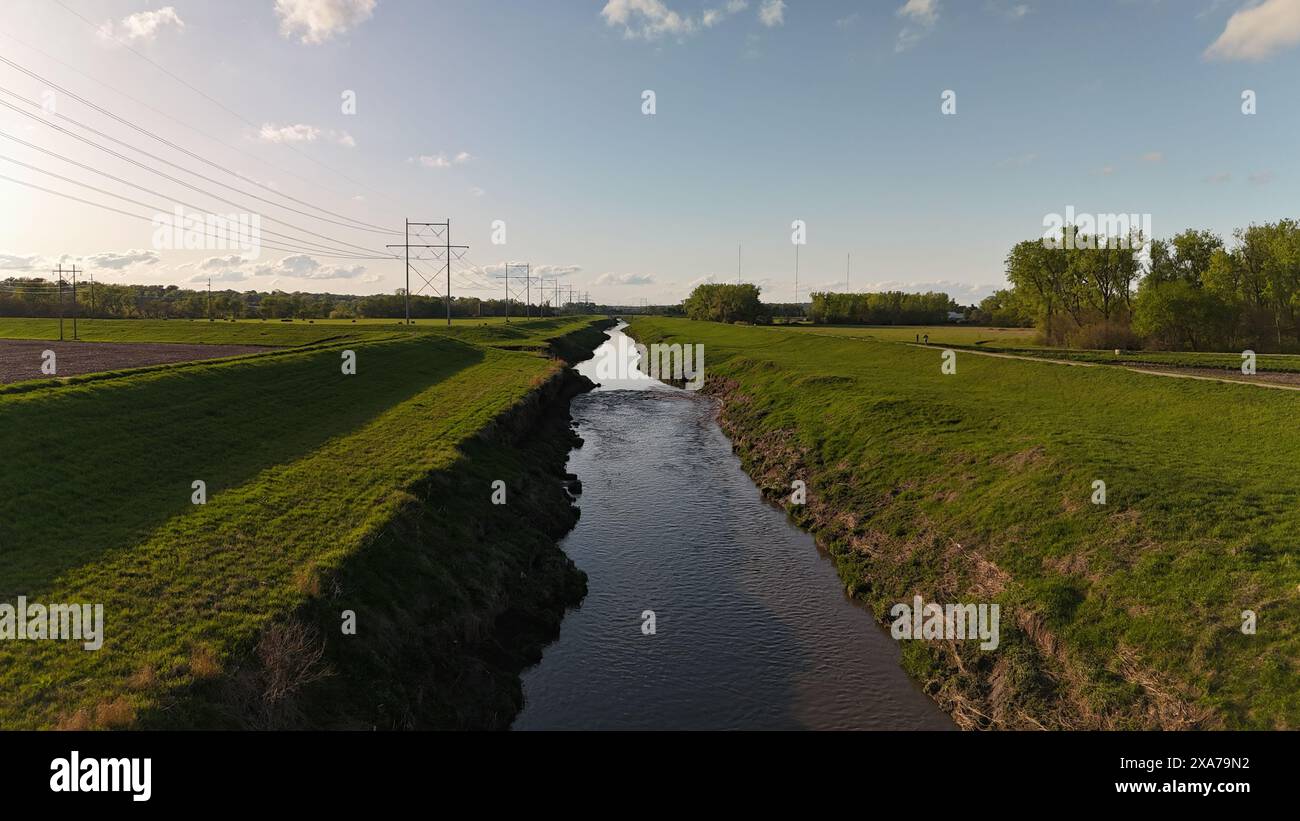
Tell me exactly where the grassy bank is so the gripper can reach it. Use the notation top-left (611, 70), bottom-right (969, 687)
top-left (0, 317), bottom-right (611, 729)
top-left (0, 315), bottom-right (605, 349)
top-left (627, 316), bottom-right (1297, 729)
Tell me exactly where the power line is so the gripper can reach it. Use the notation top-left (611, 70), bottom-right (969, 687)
top-left (0, 78), bottom-right (398, 237)
top-left (0, 149), bottom-right (392, 260)
top-left (0, 101), bottom-right (394, 258)
top-left (0, 172), bottom-right (390, 260)
top-left (0, 24), bottom-right (394, 225)
top-left (47, 0), bottom-right (411, 215)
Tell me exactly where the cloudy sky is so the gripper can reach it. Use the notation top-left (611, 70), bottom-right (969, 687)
top-left (1, 0), bottom-right (1298, 304)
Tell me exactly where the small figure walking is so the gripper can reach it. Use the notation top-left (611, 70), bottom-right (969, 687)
top-left (923, 334), bottom-right (929, 345)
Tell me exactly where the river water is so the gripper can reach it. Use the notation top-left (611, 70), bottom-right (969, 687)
top-left (513, 324), bottom-right (953, 730)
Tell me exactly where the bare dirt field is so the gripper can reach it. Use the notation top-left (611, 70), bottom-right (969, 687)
top-left (0, 339), bottom-right (271, 384)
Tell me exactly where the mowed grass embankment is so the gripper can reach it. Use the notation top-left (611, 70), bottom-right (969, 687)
top-left (0, 315), bottom-right (600, 349)
top-left (0, 319), bottom-right (600, 728)
top-left (627, 316), bottom-right (1298, 729)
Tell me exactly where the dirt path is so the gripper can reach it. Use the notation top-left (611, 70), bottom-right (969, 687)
top-left (906, 342), bottom-right (1300, 392)
top-left (0, 339), bottom-right (271, 384)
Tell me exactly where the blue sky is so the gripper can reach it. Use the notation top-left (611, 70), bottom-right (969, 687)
top-left (1, 0), bottom-right (1298, 304)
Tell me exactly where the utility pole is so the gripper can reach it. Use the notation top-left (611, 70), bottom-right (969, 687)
top-left (794, 244), bottom-right (799, 313)
top-left (405, 219), bottom-right (409, 324)
top-left (738, 243), bottom-right (741, 284)
top-left (89, 270), bottom-right (95, 318)
top-left (71, 265), bottom-right (78, 339)
top-left (207, 276), bottom-right (212, 321)
top-left (504, 262), bottom-right (510, 322)
top-left (443, 217), bottom-right (454, 326)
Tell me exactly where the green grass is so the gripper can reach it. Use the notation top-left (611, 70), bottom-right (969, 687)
top-left (0, 315), bottom-right (603, 349)
top-left (776, 324), bottom-right (1039, 346)
top-left (627, 316), bottom-right (1299, 729)
top-left (0, 318), bottom-right (606, 728)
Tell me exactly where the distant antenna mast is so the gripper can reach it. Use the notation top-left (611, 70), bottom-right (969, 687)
top-left (738, 243), bottom-right (741, 284)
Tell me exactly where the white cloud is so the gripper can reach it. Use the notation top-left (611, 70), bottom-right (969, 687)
top-left (594, 272), bottom-right (655, 286)
top-left (461, 263), bottom-right (581, 279)
top-left (899, 0), bottom-right (940, 26)
top-left (1205, 0), bottom-right (1300, 61)
top-left (896, 0), bottom-right (940, 52)
top-left (198, 254), bottom-right (250, 270)
top-left (601, 0), bottom-right (697, 40)
top-left (97, 7), bottom-right (184, 44)
top-left (601, 0), bottom-right (779, 40)
top-left (82, 250), bottom-right (161, 270)
top-left (986, 1), bottom-right (1030, 21)
top-left (469, 186), bottom-right (485, 197)
top-left (0, 253), bottom-right (42, 271)
top-left (1204, 171), bottom-right (1232, 184)
top-left (703, 0), bottom-right (748, 27)
top-left (412, 154), bottom-right (450, 169)
top-left (1141, 151), bottom-right (1164, 163)
top-left (834, 12), bottom-right (861, 30)
top-left (758, 0), bottom-right (786, 27)
top-left (409, 151), bottom-right (472, 169)
top-left (1249, 170), bottom-right (1277, 185)
top-left (275, 0), bottom-right (377, 45)
top-left (261, 123), bottom-right (319, 143)
top-left (253, 254), bottom-right (367, 280)
top-left (258, 123), bottom-right (355, 147)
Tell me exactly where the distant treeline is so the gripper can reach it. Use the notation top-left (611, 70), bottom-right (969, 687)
top-left (809, 291), bottom-right (957, 325)
top-left (682, 283), bottom-right (959, 326)
top-left (991, 220), bottom-right (1300, 351)
top-left (0, 279), bottom-right (591, 320)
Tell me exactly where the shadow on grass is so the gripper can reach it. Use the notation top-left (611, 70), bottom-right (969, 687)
top-left (0, 335), bottom-right (484, 599)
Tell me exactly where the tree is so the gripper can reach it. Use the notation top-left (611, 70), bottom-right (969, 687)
top-left (683, 283), bottom-right (764, 323)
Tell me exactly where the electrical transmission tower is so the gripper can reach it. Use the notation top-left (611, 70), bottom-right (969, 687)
top-left (504, 262), bottom-right (531, 319)
top-left (53, 263), bottom-right (80, 340)
top-left (386, 219), bottom-right (467, 326)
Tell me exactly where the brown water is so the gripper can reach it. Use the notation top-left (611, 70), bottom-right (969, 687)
top-left (513, 325), bottom-right (954, 730)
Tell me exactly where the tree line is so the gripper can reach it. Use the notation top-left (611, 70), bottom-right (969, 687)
top-left (980, 220), bottom-right (1300, 351)
top-left (683, 283), bottom-right (958, 326)
top-left (808, 291), bottom-right (957, 325)
top-left (0, 280), bottom-right (588, 321)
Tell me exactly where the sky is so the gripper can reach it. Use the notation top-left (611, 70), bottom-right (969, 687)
top-left (1, 0), bottom-right (1299, 306)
